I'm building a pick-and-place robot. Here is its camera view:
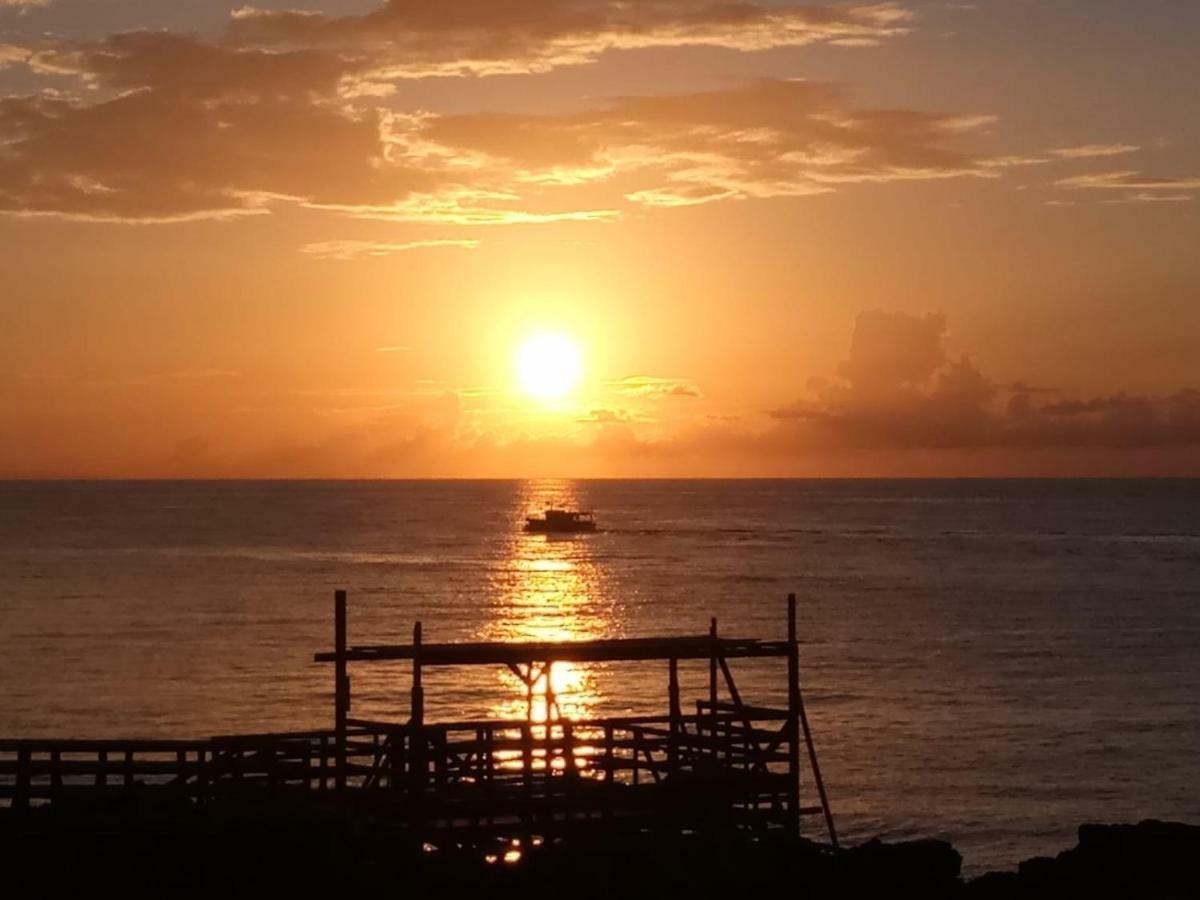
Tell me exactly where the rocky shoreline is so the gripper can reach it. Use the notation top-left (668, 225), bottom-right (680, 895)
top-left (2, 799), bottom-right (1196, 898)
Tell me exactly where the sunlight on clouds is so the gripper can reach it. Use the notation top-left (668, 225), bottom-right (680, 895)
top-left (226, 1), bottom-right (913, 79)
top-left (300, 238), bottom-right (479, 260)
top-left (1055, 171), bottom-right (1200, 191)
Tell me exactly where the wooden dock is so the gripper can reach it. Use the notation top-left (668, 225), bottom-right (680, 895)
top-left (0, 593), bottom-right (837, 850)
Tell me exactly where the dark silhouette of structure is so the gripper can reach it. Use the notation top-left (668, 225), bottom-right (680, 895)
top-left (1, 593), bottom-right (836, 852)
top-left (4, 598), bottom-right (1199, 898)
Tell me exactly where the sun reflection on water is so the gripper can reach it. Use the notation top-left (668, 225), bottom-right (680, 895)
top-left (480, 480), bottom-right (616, 723)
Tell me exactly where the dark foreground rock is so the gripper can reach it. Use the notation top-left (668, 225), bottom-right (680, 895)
top-left (966, 820), bottom-right (1200, 899)
top-left (1, 797), bottom-right (1195, 899)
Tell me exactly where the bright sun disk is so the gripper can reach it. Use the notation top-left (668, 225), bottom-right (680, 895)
top-left (516, 333), bottom-right (581, 400)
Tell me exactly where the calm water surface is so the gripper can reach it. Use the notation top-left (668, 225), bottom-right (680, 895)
top-left (1, 479), bottom-right (1197, 873)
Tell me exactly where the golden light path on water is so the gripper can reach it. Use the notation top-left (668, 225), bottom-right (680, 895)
top-left (476, 481), bottom-right (619, 781)
top-left (480, 480), bottom-right (615, 724)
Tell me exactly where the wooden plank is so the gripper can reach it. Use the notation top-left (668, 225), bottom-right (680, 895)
top-left (314, 635), bottom-right (790, 665)
top-left (696, 701), bottom-right (789, 721)
top-left (0, 739), bottom-right (208, 753)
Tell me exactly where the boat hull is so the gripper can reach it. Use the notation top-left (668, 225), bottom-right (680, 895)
top-left (524, 520), bottom-right (596, 533)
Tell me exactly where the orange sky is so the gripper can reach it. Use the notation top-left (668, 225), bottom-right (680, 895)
top-left (1, 1), bottom-right (1198, 477)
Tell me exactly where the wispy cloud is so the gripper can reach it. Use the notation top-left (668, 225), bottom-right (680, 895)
top-left (0, 59), bottom-right (1007, 223)
top-left (1102, 192), bottom-right (1194, 205)
top-left (1055, 171), bottom-right (1200, 191)
top-left (227, 1), bottom-right (913, 79)
top-left (301, 238), bottom-right (479, 260)
top-left (1050, 144), bottom-right (1139, 160)
top-left (608, 376), bottom-right (703, 399)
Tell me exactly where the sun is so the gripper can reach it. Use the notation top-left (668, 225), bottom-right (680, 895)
top-left (516, 332), bottom-right (581, 400)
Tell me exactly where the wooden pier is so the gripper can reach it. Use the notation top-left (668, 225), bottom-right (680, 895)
top-left (0, 593), bottom-right (837, 850)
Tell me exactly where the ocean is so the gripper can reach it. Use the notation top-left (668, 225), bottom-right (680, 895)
top-left (1, 479), bottom-right (1197, 873)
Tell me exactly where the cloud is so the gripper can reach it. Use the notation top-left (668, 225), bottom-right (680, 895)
top-left (0, 47), bottom-right (1004, 222)
top-left (301, 238), bottom-right (479, 260)
top-left (418, 79), bottom-right (999, 210)
top-left (768, 310), bottom-right (1200, 451)
top-left (0, 37), bottom-right (412, 222)
top-left (8, 309), bottom-right (1198, 477)
top-left (1055, 170), bottom-right (1200, 192)
top-left (0, 44), bottom-right (32, 67)
top-left (608, 376), bottom-right (702, 399)
top-left (1101, 192), bottom-right (1194, 205)
top-left (0, 4), bottom-right (1170, 226)
top-left (1050, 144), bottom-right (1139, 160)
top-left (981, 142), bottom-right (1140, 171)
top-left (227, 1), bottom-right (913, 78)
top-left (577, 408), bottom-right (637, 425)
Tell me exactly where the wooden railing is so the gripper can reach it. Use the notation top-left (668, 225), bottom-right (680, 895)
top-left (0, 726), bottom-right (378, 808)
top-left (1, 707), bottom-right (820, 837)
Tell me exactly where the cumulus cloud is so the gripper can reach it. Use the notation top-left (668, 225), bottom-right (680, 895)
top-left (226, 0), bottom-right (913, 78)
top-left (769, 310), bottom-right (1200, 451)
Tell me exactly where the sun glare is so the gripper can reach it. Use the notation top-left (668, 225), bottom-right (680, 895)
top-left (516, 333), bottom-right (581, 400)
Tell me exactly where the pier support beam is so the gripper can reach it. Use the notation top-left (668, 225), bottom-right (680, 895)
top-left (786, 594), bottom-right (801, 835)
top-left (334, 589), bottom-right (348, 793)
top-left (709, 617), bottom-right (718, 746)
top-left (668, 657), bottom-right (680, 777)
top-left (789, 593), bottom-right (838, 847)
top-left (411, 622), bottom-right (425, 793)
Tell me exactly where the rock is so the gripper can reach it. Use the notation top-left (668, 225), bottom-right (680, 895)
top-left (966, 819), bottom-right (1200, 899)
top-left (839, 837), bottom-right (963, 898)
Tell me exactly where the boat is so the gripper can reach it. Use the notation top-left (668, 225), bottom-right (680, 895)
top-left (523, 508), bottom-right (597, 533)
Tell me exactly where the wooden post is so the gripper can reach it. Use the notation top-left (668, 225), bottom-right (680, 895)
top-left (603, 723), bottom-right (614, 820)
top-left (411, 621), bottom-right (425, 792)
top-left (544, 661), bottom-right (557, 722)
top-left (334, 589), bottom-right (348, 793)
top-left (318, 735), bottom-right (328, 790)
top-left (411, 621), bottom-right (424, 726)
top-left (668, 657), bottom-right (680, 778)
top-left (791, 593), bottom-right (839, 847)
top-left (786, 594), bottom-right (802, 836)
top-left (197, 748), bottom-right (208, 804)
top-left (603, 724), bottom-right (614, 785)
top-left (15, 747), bottom-right (30, 809)
top-left (175, 750), bottom-right (186, 797)
top-left (564, 721), bottom-right (576, 776)
top-left (709, 617), bottom-right (718, 750)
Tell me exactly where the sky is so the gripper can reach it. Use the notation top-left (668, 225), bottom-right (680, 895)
top-left (1, 0), bottom-right (1198, 478)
